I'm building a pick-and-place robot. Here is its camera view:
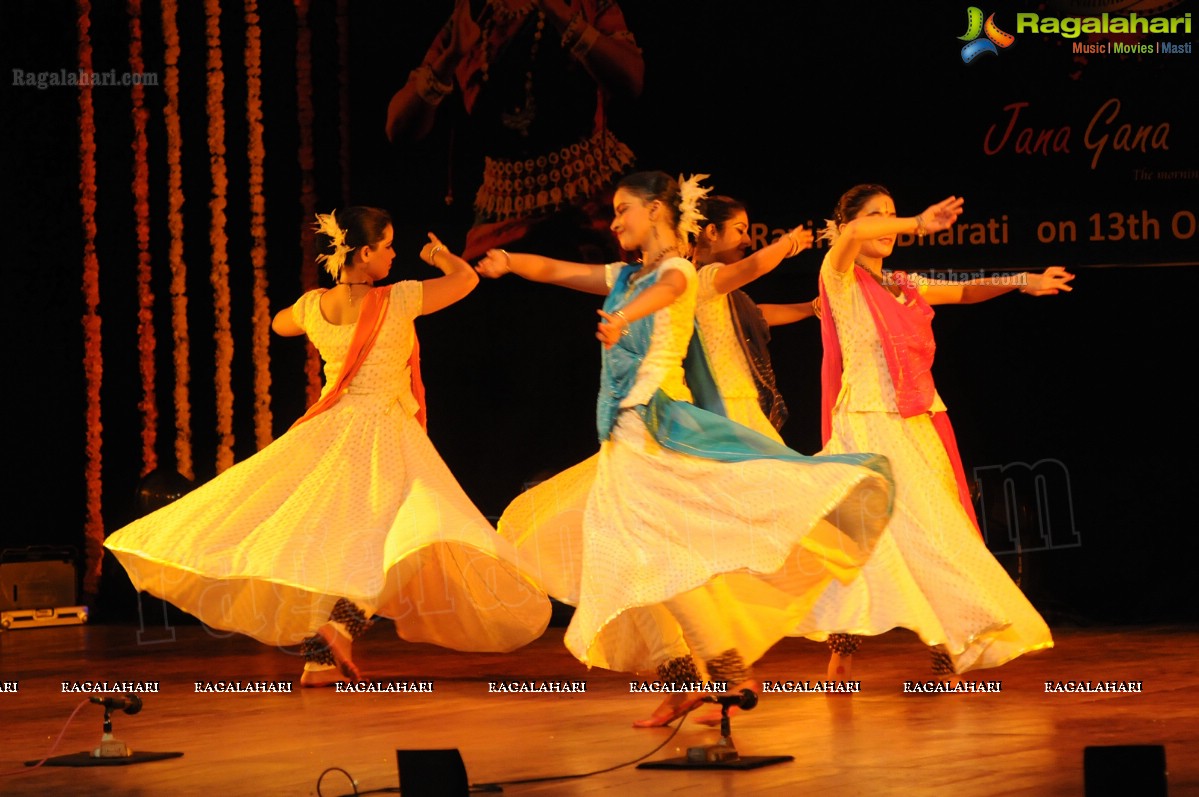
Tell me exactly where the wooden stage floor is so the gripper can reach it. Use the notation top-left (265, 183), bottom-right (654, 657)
top-left (1, 622), bottom-right (1194, 796)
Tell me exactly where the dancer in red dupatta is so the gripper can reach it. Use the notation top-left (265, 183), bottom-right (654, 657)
top-left (792, 185), bottom-right (1073, 679)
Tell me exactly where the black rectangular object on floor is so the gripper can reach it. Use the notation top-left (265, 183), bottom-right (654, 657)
top-left (396, 748), bottom-right (469, 797)
top-left (1083, 745), bottom-right (1167, 796)
top-left (0, 547), bottom-right (77, 611)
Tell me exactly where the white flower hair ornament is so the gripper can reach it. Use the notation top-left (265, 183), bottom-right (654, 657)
top-left (313, 211), bottom-right (351, 278)
top-left (818, 218), bottom-right (840, 245)
top-left (677, 173), bottom-right (712, 242)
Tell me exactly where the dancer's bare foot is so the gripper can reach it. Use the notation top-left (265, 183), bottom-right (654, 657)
top-left (300, 666), bottom-right (348, 688)
top-left (316, 623), bottom-right (362, 682)
top-left (632, 693), bottom-right (705, 728)
top-left (828, 652), bottom-right (851, 680)
top-left (692, 680), bottom-right (760, 727)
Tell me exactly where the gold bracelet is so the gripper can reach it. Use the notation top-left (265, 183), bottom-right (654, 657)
top-left (786, 231), bottom-right (801, 257)
top-left (412, 65), bottom-right (452, 106)
top-left (613, 309), bottom-right (631, 336)
top-left (914, 214), bottom-right (927, 238)
top-left (571, 25), bottom-right (601, 60)
top-left (498, 248), bottom-right (512, 274)
top-left (430, 244), bottom-right (444, 261)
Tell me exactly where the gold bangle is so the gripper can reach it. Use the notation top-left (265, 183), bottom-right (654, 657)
top-left (914, 214), bottom-right (927, 238)
top-left (571, 25), bottom-right (601, 60)
top-left (412, 65), bottom-right (452, 106)
top-left (613, 309), bottom-right (631, 336)
top-left (498, 248), bottom-right (512, 274)
top-left (430, 244), bottom-right (444, 261)
top-left (786, 231), bottom-right (801, 257)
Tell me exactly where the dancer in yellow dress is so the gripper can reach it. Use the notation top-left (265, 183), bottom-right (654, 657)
top-left (105, 207), bottom-right (550, 686)
top-left (690, 194), bottom-right (817, 442)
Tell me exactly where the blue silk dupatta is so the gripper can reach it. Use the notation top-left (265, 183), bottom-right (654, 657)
top-left (597, 264), bottom-right (892, 491)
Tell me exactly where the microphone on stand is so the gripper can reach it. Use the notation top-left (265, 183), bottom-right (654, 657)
top-left (90, 694), bottom-right (143, 715)
top-left (89, 695), bottom-right (143, 759)
top-left (702, 688), bottom-right (758, 711)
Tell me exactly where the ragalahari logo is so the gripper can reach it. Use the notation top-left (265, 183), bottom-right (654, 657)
top-left (959, 7), bottom-right (1015, 63)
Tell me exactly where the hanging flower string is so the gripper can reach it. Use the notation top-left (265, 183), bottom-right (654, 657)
top-left (245, 0), bottom-right (272, 450)
top-left (77, 0), bottom-right (105, 596)
top-left (295, 0), bottom-right (322, 406)
top-left (161, 0), bottom-right (193, 481)
top-left (206, 0), bottom-right (235, 473)
top-left (337, 0), bottom-right (351, 205)
top-left (129, 0), bottom-right (158, 478)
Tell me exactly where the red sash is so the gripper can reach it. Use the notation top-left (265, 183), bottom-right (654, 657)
top-left (819, 266), bottom-right (980, 532)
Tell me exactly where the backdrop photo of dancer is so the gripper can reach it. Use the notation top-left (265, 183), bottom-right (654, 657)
top-left (104, 207), bottom-right (550, 687)
top-left (476, 171), bottom-right (896, 727)
top-left (386, 0), bottom-right (643, 262)
top-left (788, 185), bottom-right (1073, 680)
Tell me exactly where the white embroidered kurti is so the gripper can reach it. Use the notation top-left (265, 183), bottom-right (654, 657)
top-left (693, 264), bottom-right (782, 442)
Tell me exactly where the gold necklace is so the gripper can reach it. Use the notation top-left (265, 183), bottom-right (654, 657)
top-left (625, 246), bottom-right (679, 298)
top-left (478, 2), bottom-right (545, 137)
top-left (338, 280), bottom-right (372, 305)
top-left (854, 259), bottom-right (899, 295)
top-left (638, 245), bottom-right (678, 274)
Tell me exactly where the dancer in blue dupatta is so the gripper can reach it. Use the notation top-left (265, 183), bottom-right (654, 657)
top-left (477, 171), bottom-right (894, 727)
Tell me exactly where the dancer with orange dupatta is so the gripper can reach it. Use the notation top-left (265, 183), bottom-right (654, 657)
top-left (106, 208), bottom-right (549, 686)
top-left (789, 185), bottom-right (1070, 680)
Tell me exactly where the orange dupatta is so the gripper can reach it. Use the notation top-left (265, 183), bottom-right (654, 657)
top-left (290, 286), bottom-right (428, 430)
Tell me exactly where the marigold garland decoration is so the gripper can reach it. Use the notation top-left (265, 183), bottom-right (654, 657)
top-left (206, 0), bottom-right (236, 473)
top-left (161, 0), bottom-right (193, 481)
top-left (245, 0), bottom-right (272, 450)
top-left (78, 0), bottom-right (105, 596)
top-left (295, 0), bottom-right (322, 405)
top-left (337, 0), bottom-right (351, 205)
top-left (129, 0), bottom-right (158, 478)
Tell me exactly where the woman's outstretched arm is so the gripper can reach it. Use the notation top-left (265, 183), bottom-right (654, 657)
top-left (477, 248), bottom-right (611, 295)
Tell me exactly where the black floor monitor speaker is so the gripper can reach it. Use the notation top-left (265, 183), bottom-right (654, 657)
top-left (1084, 745), bottom-right (1167, 796)
top-left (396, 748), bottom-right (469, 797)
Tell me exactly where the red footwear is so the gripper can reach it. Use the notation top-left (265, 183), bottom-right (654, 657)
top-left (632, 694), bottom-right (705, 728)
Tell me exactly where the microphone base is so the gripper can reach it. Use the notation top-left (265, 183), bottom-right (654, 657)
top-left (92, 735), bottom-right (132, 759)
top-left (687, 736), bottom-right (739, 764)
top-left (26, 750), bottom-right (184, 767)
top-left (637, 753), bottom-right (794, 771)
top-left (26, 747), bottom-right (182, 767)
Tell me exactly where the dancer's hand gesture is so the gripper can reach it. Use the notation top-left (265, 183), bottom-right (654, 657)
top-left (919, 196), bottom-right (965, 234)
top-left (1021, 266), bottom-right (1075, 296)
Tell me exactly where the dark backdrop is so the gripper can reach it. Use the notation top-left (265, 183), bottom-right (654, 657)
top-left (3, 1), bottom-right (1196, 625)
